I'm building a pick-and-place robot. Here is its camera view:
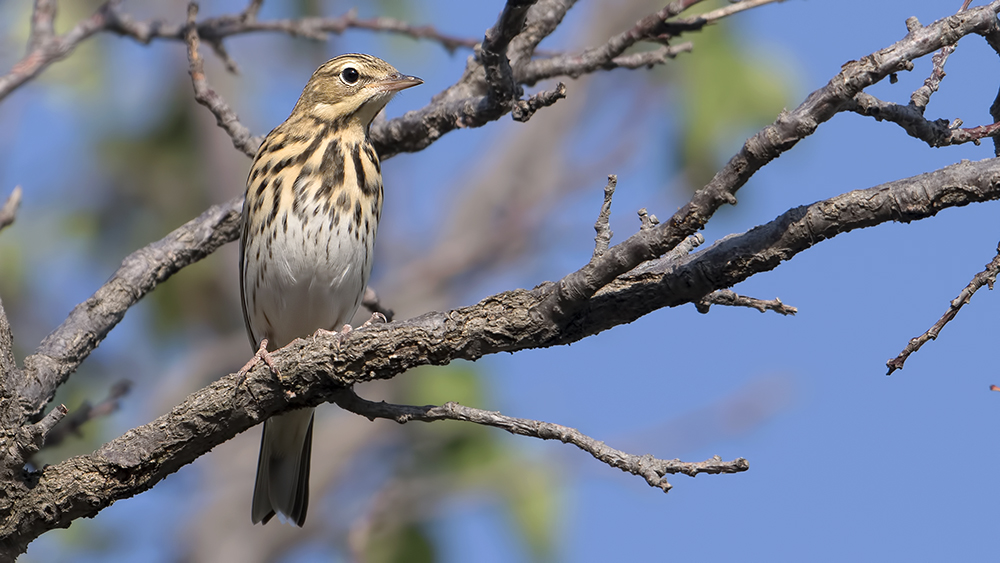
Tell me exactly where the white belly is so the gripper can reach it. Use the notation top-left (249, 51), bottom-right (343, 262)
top-left (243, 208), bottom-right (375, 348)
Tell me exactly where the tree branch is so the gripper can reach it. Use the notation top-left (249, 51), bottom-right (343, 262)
top-left (886, 242), bottom-right (1000, 375)
top-left (511, 81), bottom-right (567, 122)
top-left (696, 290), bottom-right (797, 316)
top-left (0, 187), bottom-right (22, 234)
top-left (847, 92), bottom-right (1000, 148)
top-left (529, 2), bottom-right (1000, 331)
top-left (1, 1), bottom-right (478, 102)
top-left (592, 174), bottom-right (616, 260)
top-left (18, 197), bottom-right (242, 419)
top-left (5, 153), bottom-right (1000, 555)
top-left (332, 388), bottom-right (747, 493)
top-left (183, 3), bottom-right (262, 158)
top-left (36, 380), bottom-right (133, 451)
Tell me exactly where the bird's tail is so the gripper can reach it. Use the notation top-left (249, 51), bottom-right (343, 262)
top-left (251, 408), bottom-right (314, 526)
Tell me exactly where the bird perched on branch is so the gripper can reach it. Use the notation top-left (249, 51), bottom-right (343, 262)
top-left (239, 54), bottom-right (421, 526)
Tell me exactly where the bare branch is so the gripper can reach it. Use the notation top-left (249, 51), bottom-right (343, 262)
top-left (1, 2), bottom-right (479, 103)
top-left (696, 289), bottom-right (798, 316)
top-left (529, 2), bottom-right (1000, 330)
top-left (481, 0), bottom-right (537, 111)
top-left (692, 0), bottom-right (786, 23)
top-left (184, 3), bottom-right (262, 158)
top-left (332, 388), bottom-right (749, 493)
top-left (847, 92), bottom-right (1000, 147)
top-left (27, 404), bottom-right (68, 451)
top-left (909, 42), bottom-right (954, 112)
top-left (516, 0), bottom-right (704, 86)
top-left (0, 2), bottom-right (108, 102)
top-left (886, 242), bottom-right (1000, 375)
top-left (27, 0), bottom-right (57, 52)
top-left (0, 187), bottom-right (23, 233)
top-left (511, 81), bottom-right (567, 122)
top-left (592, 175), bottom-right (616, 260)
top-left (19, 197), bottom-right (243, 418)
top-left (39, 380), bottom-right (133, 450)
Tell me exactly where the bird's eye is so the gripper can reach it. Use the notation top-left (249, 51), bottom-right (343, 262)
top-left (340, 67), bottom-right (360, 85)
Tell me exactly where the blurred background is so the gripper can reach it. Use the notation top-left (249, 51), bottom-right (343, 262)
top-left (1, 0), bottom-right (999, 561)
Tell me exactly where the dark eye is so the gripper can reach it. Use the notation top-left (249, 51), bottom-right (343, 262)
top-left (340, 67), bottom-right (360, 85)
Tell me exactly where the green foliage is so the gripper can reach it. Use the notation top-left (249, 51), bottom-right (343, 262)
top-left (365, 522), bottom-right (437, 563)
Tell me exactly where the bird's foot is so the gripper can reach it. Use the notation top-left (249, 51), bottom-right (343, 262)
top-left (360, 312), bottom-right (387, 328)
top-left (313, 324), bottom-right (354, 350)
top-left (235, 339), bottom-right (280, 403)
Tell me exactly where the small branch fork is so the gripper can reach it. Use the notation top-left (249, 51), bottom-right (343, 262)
top-left (184, 4), bottom-right (262, 158)
top-left (886, 242), bottom-right (1000, 375)
top-left (845, 3), bottom-right (1000, 150)
top-left (332, 388), bottom-right (748, 493)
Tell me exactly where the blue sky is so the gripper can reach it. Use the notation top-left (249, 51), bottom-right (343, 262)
top-left (4, 0), bottom-right (1000, 561)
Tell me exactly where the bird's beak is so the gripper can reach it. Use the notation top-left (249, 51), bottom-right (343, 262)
top-left (373, 73), bottom-right (423, 93)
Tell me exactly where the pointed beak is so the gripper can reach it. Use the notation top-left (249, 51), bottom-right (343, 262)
top-left (373, 72), bottom-right (423, 93)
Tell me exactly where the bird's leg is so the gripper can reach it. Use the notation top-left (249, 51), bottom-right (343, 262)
top-left (236, 338), bottom-right (281, 396)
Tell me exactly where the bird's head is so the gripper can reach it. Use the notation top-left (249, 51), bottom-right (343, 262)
top-left (294, 54), bottom-right (422, 127)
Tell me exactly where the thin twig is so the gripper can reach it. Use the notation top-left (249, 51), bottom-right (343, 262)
top-left (886, 242), bottom-right (1000, 375)
top-left (693, 0), bottom-right (786, 23)
top-left (517, 0), bottom-right (704, 86)
top-left (696, 289), bottom-right (797, 315)
top-left (332, 388), bottom-right (748, 492)
top-left (39, 380), bottom-right (133, 450)
top-left (1, 2), bottom-right (479, 103)
top-left (511, 82), bottom-right (567, 122)
top-left (183, 3), bottom-right (262, 158)
top-left (0, 187), bottom-right (23, 233)
top-left (592, 175), bottom-right (616, 260)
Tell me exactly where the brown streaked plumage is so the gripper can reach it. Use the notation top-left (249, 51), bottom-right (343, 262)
top-left (240, 54), bottom-right (421, 526)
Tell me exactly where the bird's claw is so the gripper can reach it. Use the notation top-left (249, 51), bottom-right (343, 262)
top-left (235, 339), bottom-right (281, 403)
top-left (360, 312), bottom-right (387, 328)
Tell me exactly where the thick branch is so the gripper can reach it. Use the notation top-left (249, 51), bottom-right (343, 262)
top-left (481, 0), bottom-right (536, 111)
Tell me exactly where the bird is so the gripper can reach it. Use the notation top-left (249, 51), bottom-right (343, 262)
top-left (239, 53), bottom-right (421, 526)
